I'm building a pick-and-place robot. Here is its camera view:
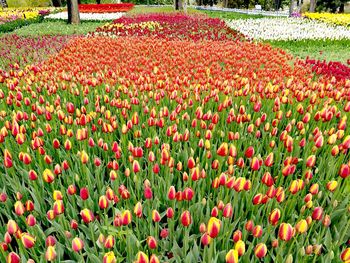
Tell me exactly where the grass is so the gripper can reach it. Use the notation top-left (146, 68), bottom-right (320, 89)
top-left (267, 39), bottom-right (350, 64)
top-left (9, 20), bottom-right (105, 36)
top-left (129, 6), bottom-right (200, 14)
top-left (199, 10), bottom-right (265, 19)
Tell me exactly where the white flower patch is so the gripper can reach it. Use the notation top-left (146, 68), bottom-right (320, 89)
top-left (45, 12), bottom-right (124, 21)
top-left (226, 17), bottom-right (350, 40)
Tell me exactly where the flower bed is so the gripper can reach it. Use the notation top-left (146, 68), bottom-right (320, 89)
top-left (306, 58), bottom-right (350, 80)
top-left (0, 13), bottom-right (349, 263)
top-left (305, 12), bottom-right (350, 27)
top-left (45, 11), bottom-right (124, 21)
top-left (79, 3), bottom-right (134, 13)
top-left (94, 13), bottom-right (244, 41)
top-left (226, 17), bottom-right (350, 40)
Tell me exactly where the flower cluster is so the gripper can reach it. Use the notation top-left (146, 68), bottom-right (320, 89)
top-left (0, 34), bottom-right (76, 71)
top-left (305, 58), bottom-right (350, 81)
top-left (79, 3), bottom-right (134, 13)
top-left (226, 17), bottom-right (350, 40)
top-left (45, 11), bottom-right (124, 21)
top-left (0, 13), bottom-right (349, 263)
top-left (305, 12), bottom-right (350, 27)
top-left (94, 13), bottom-right (244, 41)
top-left (0, 7), bottom-right (59, 25)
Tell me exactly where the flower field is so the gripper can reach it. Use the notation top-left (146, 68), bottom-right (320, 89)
top-left (0, 12), bottom-right (350, 263)
top-left (226, 17), bottom-right (350, 40)
top-left (79, 4), bottom-right (134, 13)
top-left (305, 12), bottom-right (350, 27)
top-left (0, 7), bottom-right (59, 24)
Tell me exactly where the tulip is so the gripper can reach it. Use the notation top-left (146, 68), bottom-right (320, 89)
top-left (254, 243), bottom-right (267, 258)
top-left (7, 219), bottom-right (19, 235)
top-left (312, 206), bottom-right (324, 221)
top-left (149, 254), bottom-right (160, 263)
top-left (80, 187), bottom-right (89, 200)
top-left (268, 208), bottom-right (281, 226)
top-left (152, 209), bottom-right (161, 222)
top-left (103, 251), bottom-right (116, 263)
top-left (232, 230), bottom-right (242, 243)
top-left (135, 251), bottom-right (149, 263)
top-left (80, 208), bottom-right (94, 224)
top-left (147, 236), bottom-right (157, 249)
top-left (46, 236), bottom-right (57, 247)
top-left (121, 210), bottom-right (132, 225)
top-left (278, 223), bottom-right (293, 241)
top-left (53, 200), bottom-right (64, 215)
top-left (7, 252), bottom-right (20, 263)
top-left (72, 237), bottom-right (84, 252)
top-left (104, 235), bottom-right (115, 249)
top-left (295, 219), bottom-right (308, 234)
top-left (341, 248), bottom-right (350, 262)
top-left (217, 142), bottom-right (228, 156)
top-left (80, 150), bottom-right (89, 164)
top-left (225, 249), bottom-right (238, 263)
top-left (207, 217), bottom-right (221, 238)
top-left (235, 240), bottom-right (245, 256)
top-left (180, 210), bottom-right (192, 227)
top-left (45, 246), bottom-right (57, 261)
top-left (99, 195), bottom-right (109, 209)
top-left (43, 169), bottom-right (55, 183)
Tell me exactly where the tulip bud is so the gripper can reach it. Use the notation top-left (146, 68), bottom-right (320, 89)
top-left (7, 252), bottom-right (20, 263)
top-left (135, 252), bottom-right (149, 263)
top-left (45, 246), bottom-right (57, 261)
top-left (278, 223), bottom-right (293, 241)
top-left (254, 243), bottom-right (267, 258)
top-left (341, 248), bottom-right (350, 262)
top-left (207, 217), bottom-right (221, 238)
top-left (295, 219), bottom-right (308, 234)
top-left (235, 240), bottom-right (245, 256)
top-left (232, 230), bottom-right (242, 243)
top-left (180, 210), bottom-right (191, 227)
top-left (149, 254), bottom-right (159, 263)
top-left (21, 233), bottom-right (36, 248)
top-left (104, 235), bottom-right (115, 249)
top-left (268, 208), bottom-right (281, 226)
top-left (225, 249), bottom-right (238, 263)
top-left (103, 251), bottom-right (116, 263)
top-left (80, 208), bottom-right (94, 224)
top-left (147, 236), bottom-right (157, 249)
top-left (72, 237), bottom-right (84, 252)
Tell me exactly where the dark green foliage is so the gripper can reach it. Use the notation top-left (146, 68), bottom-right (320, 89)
top-left (0, 16), bottom-right (43, 33)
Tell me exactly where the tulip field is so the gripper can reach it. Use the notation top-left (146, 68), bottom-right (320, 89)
top-left (0, 10), bottom-right (350, 263)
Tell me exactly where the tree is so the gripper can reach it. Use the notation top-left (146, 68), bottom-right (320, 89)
top-left (51, 0), bottom-right (62, 7)
top-left (0, 0), bottom-right (8, 8)
top-left (175, 0), bottom-right (183, 10)
top-left (309, 0), bottom-right (316, 12)
top-left (68, 0), bottom-right (80, 24)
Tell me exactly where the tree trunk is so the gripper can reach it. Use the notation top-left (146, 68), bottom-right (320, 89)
top-left (175, 0), bottom-right (183, 10)
top-left (289, 0), bottom-right (294, 16)
top-left (68, 0), bottom-right (80, 25)
top-left (0, 0), bottom-right (8, 8)
top-left (51, 0), bottom-right (62, 7)
top-left (309, 0), bottom-right (316, 12)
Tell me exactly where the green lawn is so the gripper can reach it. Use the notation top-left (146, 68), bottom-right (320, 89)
top-left (129, 6), bottom-right (200, 14)
top-left (9, 20), bottom-right (105, 36)
top-left (267, 39), bottom-right (350, 64)
top-left (199, 10), bottom-right (264, 19)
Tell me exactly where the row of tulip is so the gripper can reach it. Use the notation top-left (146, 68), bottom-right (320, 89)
top-left (305, 58), bottom-right (350, 81)
top-left (0, 13), bottom-right (349, 263)
top-left (304, 12), bottom-right (350, 28)
top-left (93, 13), bottom-right (244, 41)
top-left (78, 3), bottom-right (134, 13)
top-left (45, 12), bottom-right (125, 21)
top-left (0, 7), bottom-right (60, 25)
top-left (226, 17), bottom-right (350, 40)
